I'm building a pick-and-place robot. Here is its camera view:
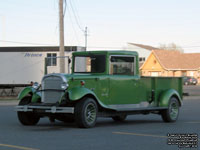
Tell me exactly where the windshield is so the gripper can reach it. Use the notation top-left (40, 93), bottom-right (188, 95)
top-left (74, 55), bottom-right (106, 73)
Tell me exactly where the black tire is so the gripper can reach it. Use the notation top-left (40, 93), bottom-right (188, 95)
top-left (112, 114), bottom-right (127, 122)
top-left (75, 97), bottom-right (98, 128)
top-left (17, 96), bottom-right (40, 126)
top-left (161, 97), bottom-right (179, 122)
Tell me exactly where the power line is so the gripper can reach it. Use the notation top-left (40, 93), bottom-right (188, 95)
top-left (69, 0), bottom-right (84, 32)
top-left (67, 4), bottom-right (81, 45)
top-left (0, 40), bottom-right (54, 46)
top-left (1, 40), bottom-right (200, 49)
top-left (69, 0), bottom-right (88, 48)
top-left (181, 46), bottom-right (200, 49)
top-left (84, 27), bottom-right (88, 50)
top-left (63, 0), bottom-right (67, 17)
top-left (52, 0), bottom-right (59, 46)
top-left (69, 0), bottom-right (84, 28)
top-left (88, 45), bottom-right (200, 49)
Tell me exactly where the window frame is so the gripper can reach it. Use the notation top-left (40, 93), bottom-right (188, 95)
top-left (109, 55), bottom-right (136, 76)
top-left (73, 55), bottom-right (106, 74)
top-left (47, 53), bottom-right (57, 66)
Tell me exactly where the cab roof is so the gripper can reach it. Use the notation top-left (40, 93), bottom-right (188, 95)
top-left (73, 50), bottom-right (138, 56)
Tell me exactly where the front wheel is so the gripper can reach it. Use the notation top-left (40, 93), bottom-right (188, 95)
top-left (17, 96), bottom-right (40, 126)
top-left (161, 97), bottom-right (179, 122)
top-left (75, 97), bottom-right (98, 128)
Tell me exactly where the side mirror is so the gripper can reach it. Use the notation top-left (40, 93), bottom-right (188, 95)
top-left (68, 59), bottom-right (71, 64)
top-left (110, 57), bottom-right (115, 62)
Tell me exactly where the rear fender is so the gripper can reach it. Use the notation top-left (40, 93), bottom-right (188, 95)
top-left (159, 89), bottom-right (182, 107)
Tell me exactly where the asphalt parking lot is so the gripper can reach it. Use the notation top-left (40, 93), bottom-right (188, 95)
top-left (0, 85), bottom-right (199, 150)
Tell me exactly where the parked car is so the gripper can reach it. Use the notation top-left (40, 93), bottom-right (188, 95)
top-left (183, 76), bottom-right (198, 85)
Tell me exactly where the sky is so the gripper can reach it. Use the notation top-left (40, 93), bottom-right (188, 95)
top-left (0, 0), bottom-right (200, 52)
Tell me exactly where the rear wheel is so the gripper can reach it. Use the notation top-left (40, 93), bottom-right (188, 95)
top-left (17, 96), bottom-right (40, 125)
top-left (112, 114), bottom-right (127, 122)
top-left (161, 97), bottom-right (179, 122)
top-left (75, 97), bottom-right (98, 128)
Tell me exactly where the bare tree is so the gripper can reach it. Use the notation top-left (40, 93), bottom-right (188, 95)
top-left (159, 43), bottom-right (183, 52)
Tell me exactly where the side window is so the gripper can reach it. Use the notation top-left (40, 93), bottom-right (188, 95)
top-left (74, 55), bottom-right (106, 73)
top-left (110, 56), bottom-right (135, 75)
top-left (139, 57), bottom-right (145, 62)
top-left (47, 53), bottom-right (57, 66)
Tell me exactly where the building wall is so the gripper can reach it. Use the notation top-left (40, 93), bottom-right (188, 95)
top-left (140, 52), bottom-right (165, 77)
top-left (140, 52), bottom-right (198, 78)
top-left (127, 44), bottom-right (151, 63)
top-left (0, 51), bottom-right (72, 84)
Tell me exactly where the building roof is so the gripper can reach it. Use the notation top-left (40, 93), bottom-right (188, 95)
top-left (153, 50), bottom-right (200, 70)
top-left (0, 46), bottom-right (85, 52)
top-left (128, 43), bottom-right (158, 51)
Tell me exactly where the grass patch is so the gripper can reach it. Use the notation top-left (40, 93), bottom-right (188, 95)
top-left (0, 97), bottom-right (18, 101)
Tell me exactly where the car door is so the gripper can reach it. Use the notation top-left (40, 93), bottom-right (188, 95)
top-left (108, 55), bottom-right (141, 106)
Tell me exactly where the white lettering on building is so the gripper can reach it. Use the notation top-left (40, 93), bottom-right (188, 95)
top-left (24, 53), bottom-right (43, 57)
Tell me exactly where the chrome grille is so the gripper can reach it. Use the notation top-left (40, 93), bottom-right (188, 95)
top-left (42, 74), bottom-right (65, 103)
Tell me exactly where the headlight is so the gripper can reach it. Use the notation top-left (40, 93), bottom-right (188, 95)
top-left (32, 82), bottom-right (40, 89)
top-left (61, 83), bottom-right (68, 90)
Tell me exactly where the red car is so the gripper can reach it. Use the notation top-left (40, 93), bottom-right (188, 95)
top-left (183, 76), bottom-right (198, 85)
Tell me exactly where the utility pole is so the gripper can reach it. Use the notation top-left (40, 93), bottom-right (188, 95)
top-left (59, 0), bottom-right (65, 73)
top-left (84, 27), bottom-right (88, 51)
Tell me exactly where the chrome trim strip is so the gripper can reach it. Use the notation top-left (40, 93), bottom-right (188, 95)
top-left (42, 73), bottom-right (68, 83)
top-left (15, 105), bottom-right (74, 114)
top-left (107, 102), bottom-right (167, 111)
top-left (108, 102), bottom-right (149, 110)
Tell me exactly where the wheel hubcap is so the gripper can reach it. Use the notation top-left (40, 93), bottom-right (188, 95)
top-left (85, 103), bottom-right (96, 124)
top-left (169, 102), bottom-right (179, 120)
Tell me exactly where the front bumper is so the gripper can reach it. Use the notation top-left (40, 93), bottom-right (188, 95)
top-left (15, 105), bottom-right (74, 114)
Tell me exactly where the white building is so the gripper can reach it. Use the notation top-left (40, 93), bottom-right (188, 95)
top-left (127, 43), bottom-right (158, 66)
top-left (0, 46), bottom-right (85, 85)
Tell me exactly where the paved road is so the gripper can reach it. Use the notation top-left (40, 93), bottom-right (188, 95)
top-left (0, 86), bottom-right (199, 150)
top-left (184, 85), bottom-right (200, 96)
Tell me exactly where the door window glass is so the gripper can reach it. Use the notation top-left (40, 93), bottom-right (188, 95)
top-left (74, 55), bottom-right (106, 73)
top-left (110, 56), bottom-right (135, 75)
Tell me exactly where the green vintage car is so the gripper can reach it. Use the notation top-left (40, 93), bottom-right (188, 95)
top-left (16, 51), bottom-right (183, 128)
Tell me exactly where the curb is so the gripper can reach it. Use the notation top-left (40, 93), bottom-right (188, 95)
top-left (0, 100), bottom-right (18, 106)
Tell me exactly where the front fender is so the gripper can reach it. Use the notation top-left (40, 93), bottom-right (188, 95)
top-left (18, 87), bottom-right (41, 103)
top-left (159, 89), bottom-right (182, 107)
top-left (18, 87), bottom-right (34, 100)
top-left (68, 87), bottom-right (94, 101)
top-left (68, 87), bottom-right (108, 109)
